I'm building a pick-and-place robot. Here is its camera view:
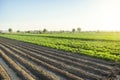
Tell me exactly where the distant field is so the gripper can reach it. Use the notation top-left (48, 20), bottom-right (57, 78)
top-left (0, 32), bottom-right (120, 61)
top-left (40, 32), bottom-right (120, 41)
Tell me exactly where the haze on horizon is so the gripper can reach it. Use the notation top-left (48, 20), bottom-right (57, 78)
top-left (0, 0), bottom-right (120, 31)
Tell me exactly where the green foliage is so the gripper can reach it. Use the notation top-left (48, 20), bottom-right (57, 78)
top-left (8, 28), bottom-right (12, 33)
top-left (0, 32), bottom-right (120, 62)
top-left (77, 28), bottom-right (81, 32)
top-left (72, 28), bottom-right (75, 32)
top-left (17, 30), bottom-right (20, 33)
top-left (43, 28), bottom-right (47, 33)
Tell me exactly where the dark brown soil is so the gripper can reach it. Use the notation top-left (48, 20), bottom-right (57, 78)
top-left (0, 37), bottom-right (120, 80)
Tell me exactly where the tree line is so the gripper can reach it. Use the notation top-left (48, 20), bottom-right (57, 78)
top-left (0, 27), bottom-right (81, 34)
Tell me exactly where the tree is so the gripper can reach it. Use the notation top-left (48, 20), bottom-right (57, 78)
top-left (17, 30), bottom-right (20, 33)
top-left (43, 28), bottom-right (47, 33)
top-left (77, 28), bottom-right (81, 32)
top-left (72, 28), bottom-right (75, 32)
top-left (8, 28), bottom-right (12, 33)
top-left (25, 31), bottom-right (31, 33)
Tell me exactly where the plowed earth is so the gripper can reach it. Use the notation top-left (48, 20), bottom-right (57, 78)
top-left (0, 37), bottom-right (120, 80)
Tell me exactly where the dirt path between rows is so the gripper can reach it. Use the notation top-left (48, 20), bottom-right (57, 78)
top-left (0, 37), bottom-right (120, 80)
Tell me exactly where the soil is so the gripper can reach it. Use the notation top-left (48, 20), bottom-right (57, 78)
top-left (0, 37), bottom-right (120, 80)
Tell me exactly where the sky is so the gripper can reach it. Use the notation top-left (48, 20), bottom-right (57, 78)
top-left (0, 0), bottom-right (120, 31)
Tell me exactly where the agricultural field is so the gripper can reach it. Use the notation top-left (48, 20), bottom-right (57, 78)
top-left (0, 32), bottom-right (120, 80)
top-left (0, 32), bottom-right (120, 61)
top-left (0, 65), bottom-right (10, 80)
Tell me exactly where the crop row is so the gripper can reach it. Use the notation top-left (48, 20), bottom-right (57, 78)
top-left (0, 65), bottom-right (11, 80)
top-left (0, 47), bottom-right (35, 80)
top-left (4, 44), bottom-right (100, 79)
top-left (0, 44), bottom-right (59, 80)
top-left (0, 34), bottom-right (120, 61)
top-left (39, 32), bottom-right (120, 41)
top-left (0, 38), bottom-right (113, 70)
top-left (3, 38), bottom-right (112, 69)
top-left (0, 38), bottom-right (116, 79)
top-left (0, 39), bottom-right (84, 80)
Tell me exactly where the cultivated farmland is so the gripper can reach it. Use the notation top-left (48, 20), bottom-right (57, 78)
top-left (0, 65), bottom-right (10, 80)
top-left (1, 32), bottom-right (120, 61)
top-left (0, 32), bottom-right (120, 80)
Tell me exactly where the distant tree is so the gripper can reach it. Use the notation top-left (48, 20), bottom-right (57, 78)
top-left (72, 28), bottom-right (75, 32)
top-left (0, 30), bottom-right (2, 33)
top-left (43, 28), bottom-right (47, 33)
top-left (17, 30), bottom-right (20, 33)
top-left (38, 30), bottom-right (42, 34)
top-left (77, 28), bottom-right (81, 32)
top-left (8, 28), bottom-right (12, 33)
top-left (25, 31), bottom-right (31, 33)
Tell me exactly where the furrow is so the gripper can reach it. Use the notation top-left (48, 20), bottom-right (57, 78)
top-left (0, 44), bottom-right (59, 80)
top-left (30, 46), bottom-right (112, 70)
top-left (0, 65), bottom-right (11, 80)
top-left (4, 39), bottom-right (112, 71)
top-left (1, 41), bottom-right (84, 80)
top-left (0, 37), bottom-right (113, 66)
top-left (0, 42), bottom-right (82, 80)
top-left (0, 47), bottom-right (35, 80)
top-left (0, 38), bottom-right (112, 71)
top-left (1, 41), bottom-right (104, 79)
top-left (4, 38), bottom-right (112, 70)
top-left (3, 40), bottom-right (111, 77)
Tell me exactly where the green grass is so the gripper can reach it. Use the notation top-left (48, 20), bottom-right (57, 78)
top-left (0, 32), bottom-right (120, 62)
top-left (40, 32), bottom-right (120, 41)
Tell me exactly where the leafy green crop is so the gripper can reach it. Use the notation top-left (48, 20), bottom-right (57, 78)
top-left (0, 32), bottom-right (120, 62)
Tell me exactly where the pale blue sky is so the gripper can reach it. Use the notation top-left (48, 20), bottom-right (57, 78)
top-left (0, 0), bottom-right (120, 31)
